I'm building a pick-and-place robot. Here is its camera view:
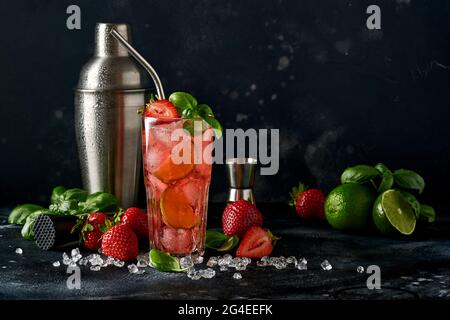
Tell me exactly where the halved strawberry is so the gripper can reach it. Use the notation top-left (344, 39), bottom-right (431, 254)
top-left (236, 226), bottom-right (278, 259)
top-left (144, 99), bottom-right (179, 119)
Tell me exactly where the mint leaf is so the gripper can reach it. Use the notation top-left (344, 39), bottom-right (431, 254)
top-left (149, 249), bottom-right (185, 272)
top-left (419, 204), bottom-right (436, 223)
top-left (393, 169), bottom-right (425, 194)
top-left (340, 165), bottom-right (380, 184)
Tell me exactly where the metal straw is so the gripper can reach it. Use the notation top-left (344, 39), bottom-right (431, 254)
top-left (110, 29), bottom-right (165, 99)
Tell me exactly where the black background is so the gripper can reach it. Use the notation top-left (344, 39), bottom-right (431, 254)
top-left (0, 0), bottom-right (449, 208)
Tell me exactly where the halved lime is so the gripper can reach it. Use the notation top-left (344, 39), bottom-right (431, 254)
top-left (380, 189), bottom-right (416, 235)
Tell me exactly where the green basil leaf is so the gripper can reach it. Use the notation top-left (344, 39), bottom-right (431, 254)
top-left (78, 192), bottom-right (118, 213)
top-left (205, 230), bottom-right (228, 248)
top-left (374, 163), bottom-right (390, 174)
top-left (419, 204), bottom-right (436, 223)
top-left (8, 204), bottom-right (43, 225)
top-left (378, 171), bottom-right (394, 193)
top-left (149, 249), bottom-right (184, 272)
top-left (202, 115), bottom-right (223, 139)
top-left (393, 169), bottom-right (425, 194)
top-left (205, 230), bottom-right (239, 252)
top-left (197, 104), bottom-right (214, 117)
top-left (63, 188), bottom-right (88, 202)
top-left (21, 209), bottom-right (52, 240)
top-left (399, 191), bottom-right (421, 219)
top-left (50, 186), bottom-right (66, 204)
top-left (169, 92), bottom-right (198, 113)
top-left (340, 165), bottom-right (380, 184)
top-left (216, 235), bottom-right (239, 252)
top-left (374, 163), bottom-right (394, 192)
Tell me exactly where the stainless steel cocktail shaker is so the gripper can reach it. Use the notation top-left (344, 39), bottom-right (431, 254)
top-left (75, 23), bottom-right (152, 208)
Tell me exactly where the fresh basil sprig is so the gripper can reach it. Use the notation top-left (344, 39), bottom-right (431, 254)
top-left (205, 230), bottom-right (239, 252)
top-left (8, 186), bottom-right (119, 241)
top-left (169, 92), bottom-right (223, 139)
top-left (149, 249), bottom-right (186, 272)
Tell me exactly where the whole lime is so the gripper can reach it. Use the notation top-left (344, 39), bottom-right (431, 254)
top-left (324, 183), bottom-right (376, 231)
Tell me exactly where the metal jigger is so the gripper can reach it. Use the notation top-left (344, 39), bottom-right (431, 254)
top-left (225, 158), bottom-right (257, 204)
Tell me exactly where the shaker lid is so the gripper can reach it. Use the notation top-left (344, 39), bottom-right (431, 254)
top-left (76, 23), bottom-right (151, 91)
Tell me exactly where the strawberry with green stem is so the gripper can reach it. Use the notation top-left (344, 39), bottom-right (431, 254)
top-left (289, 182), bottom-right (325, 220)
top-left (71, 212), bottom-right (111, 251)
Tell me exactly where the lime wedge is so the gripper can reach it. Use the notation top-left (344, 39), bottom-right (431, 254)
top-left (381, 190), bottom-right (416, 235)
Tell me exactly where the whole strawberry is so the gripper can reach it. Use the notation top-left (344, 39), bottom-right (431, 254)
top-left (121, 207), bottom-right (149, 239)
top-left (102, 224), bottom-right (138, 261)
top-left (289, 182), bottom-right (325, 219)
top-left (72, 212), bottom-right (110, 251)
top-left (222, 200), bottom-right (263, 237)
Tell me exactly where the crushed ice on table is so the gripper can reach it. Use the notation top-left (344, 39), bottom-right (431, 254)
top-left (192, 255), bottom-right (204, 264)
top-left (357, 266), bottom-right (365, 273)
top-left (206, 256), bottom-right (218, 267)
top-left (180, 255), bottom-right (194, 269)
top-left (90, 265), bottom-right (101, 271)
top-left (287, 256), bottom-right (297, 265)
top-left (219, 266), bottom-right (228, 272)
top-left (128, 264), bottom-right (138, 274)
top-left (297, 258), bottom-right (308, 270)
top-left (71, 248), bottom-right (82, 262)
top-left (52, 261), bottom-right (60, 267)
top-left (89, 254), bottom-right (104, 266)
top-left (187, 268), bottom-right (216, 280)
top-left (233, 272), bottom-right (242, 280)
top-left (113, 260), bottom-right (125, 268)
top-left (137, 254), bottom-right (149, 268)
top-left (15, 248), bottom-right (23, 255)
top-left (321, 260), bottom-right (332, 271)
top-left (62, 252), bottom-right (71, 265)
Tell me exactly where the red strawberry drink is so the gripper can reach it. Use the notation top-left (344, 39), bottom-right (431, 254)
top-left (141, 94), bottom-right (218, 257)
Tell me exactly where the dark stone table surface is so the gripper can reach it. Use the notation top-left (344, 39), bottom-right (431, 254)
top-left (1, 204), bottom-right (450, 300)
